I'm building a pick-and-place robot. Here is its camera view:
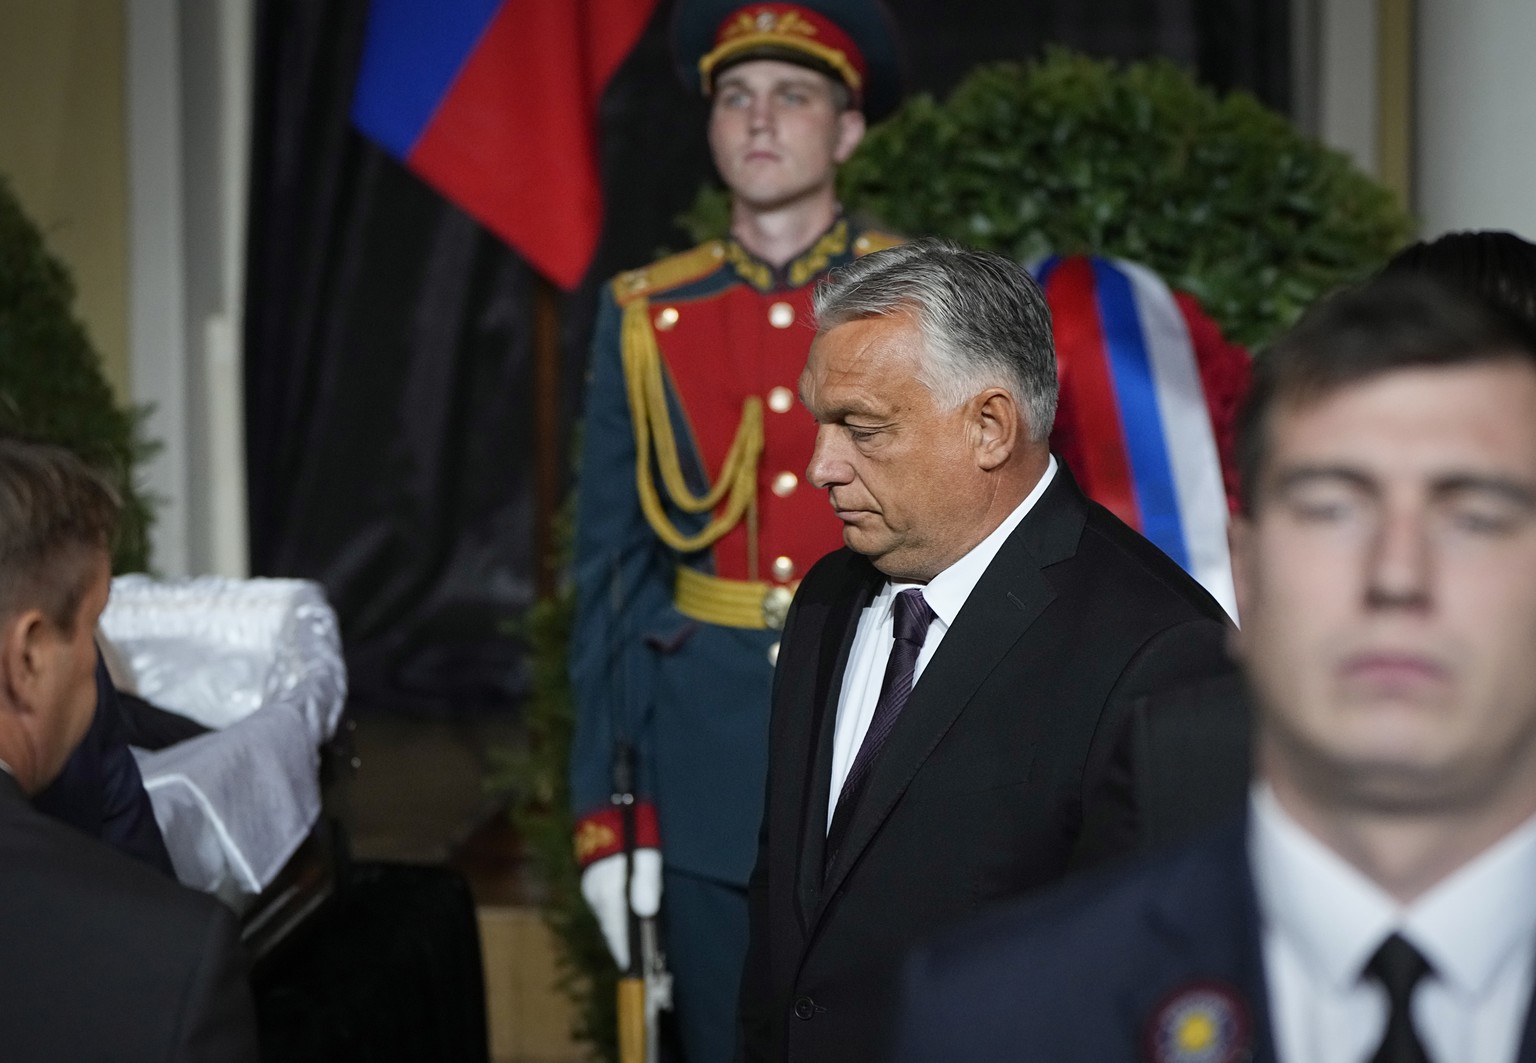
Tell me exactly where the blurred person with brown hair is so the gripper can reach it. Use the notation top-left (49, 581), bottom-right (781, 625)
top-left (1383, 229), bottom-right (1536, 327)
top-left (0, 437), bottom-right (257, 1063)
top-left (896, 276), bottom-right (1536, 1063)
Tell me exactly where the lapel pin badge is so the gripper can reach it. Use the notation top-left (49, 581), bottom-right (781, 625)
top-left (1143, 980), bottom-right (1252, 1063)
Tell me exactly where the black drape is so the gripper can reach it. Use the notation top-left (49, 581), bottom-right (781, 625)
top-left (244, 0), bottom-right (1287, 716)
top-left (246, 1), bottom-right (542, 714)
top-left (254, 863), bottom-right (489, 1062)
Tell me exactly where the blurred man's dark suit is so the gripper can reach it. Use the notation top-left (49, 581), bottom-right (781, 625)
top-left (739, 466), bottom-right (1233, 1063)
top-left (32, 655), bottom-right (176, 875)
top-left (0, 767), bottom-right (258, 1062)
top-left (895, 816), bottom-right (1276, 1062)
top-left (895, 807), bottom-right (1536, 1063)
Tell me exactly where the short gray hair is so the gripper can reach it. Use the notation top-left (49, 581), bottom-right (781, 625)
top-left (812, 238), bottom-right (1058, 440)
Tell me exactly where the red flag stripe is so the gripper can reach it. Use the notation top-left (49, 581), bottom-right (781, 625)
top-left (1045, 256), bottom-right (1140, 529)
top-left (408, 0), bottom-right (656, 289)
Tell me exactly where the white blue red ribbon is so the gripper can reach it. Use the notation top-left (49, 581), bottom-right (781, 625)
top-left (1033, 255), bottom-right (1237, 620)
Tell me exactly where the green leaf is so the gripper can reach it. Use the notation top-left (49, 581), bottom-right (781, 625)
top-left (0, 174), bottom-right (157, 572)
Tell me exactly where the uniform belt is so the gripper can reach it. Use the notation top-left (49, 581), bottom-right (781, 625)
top-left (675, 567), bottom-right (795, 631)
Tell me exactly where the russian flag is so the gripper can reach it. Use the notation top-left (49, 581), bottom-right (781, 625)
top-left (1033, 255), bottom-right (1244, 620)
top-left (352, 0), bottom-right (657, 290)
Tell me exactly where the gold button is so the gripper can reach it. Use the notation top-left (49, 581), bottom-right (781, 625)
top-left (772, 555), bottom-right (796, 582)
top-left (855, 236), bottom-right (870, 251)
top-left (768, 302), bottom-right (795, 329)
top-left (768, 386), bottom-right (794, 413)
top-left (655, 306), bottom-right (679, 331)
top-left (772, 471), bottom-right (797, 497)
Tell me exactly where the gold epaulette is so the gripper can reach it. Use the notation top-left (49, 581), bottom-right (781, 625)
top-left (610, 241), bottom-right (726, 306)
top-left (852, 229), bottom-right (904, 256)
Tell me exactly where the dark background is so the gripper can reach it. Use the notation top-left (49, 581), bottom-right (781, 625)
top-left (244, 0), bottom-right (1289, 716)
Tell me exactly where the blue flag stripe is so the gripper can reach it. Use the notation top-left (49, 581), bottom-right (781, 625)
top-left (1090, 259), bottom-right (1191, 568)
top-left (350, 0), bottom-right (503, 158)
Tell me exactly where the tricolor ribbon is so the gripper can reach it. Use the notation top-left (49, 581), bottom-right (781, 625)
top-left (1033, 255), bottom-right (1237, 620)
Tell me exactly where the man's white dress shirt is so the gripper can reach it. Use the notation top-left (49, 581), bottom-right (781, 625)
top-left (1251, 784), bottom-right (1536, 1063)
top-left (826, 457), bottom-right (1057, 829)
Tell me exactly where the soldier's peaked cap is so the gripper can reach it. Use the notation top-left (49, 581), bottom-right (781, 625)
top-left (673, 0), bottom-right (906, 122)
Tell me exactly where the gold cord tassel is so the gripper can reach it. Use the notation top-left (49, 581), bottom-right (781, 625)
top-left (622, 297), bottom-right (764, 553)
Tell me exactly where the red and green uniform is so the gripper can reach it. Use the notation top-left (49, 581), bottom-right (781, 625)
top-left (569, 217), bottom-right (901, 882)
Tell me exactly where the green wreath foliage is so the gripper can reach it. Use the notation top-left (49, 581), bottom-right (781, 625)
top-left (684, 49), bottom-right (1413, 347)
top-left (0, 175), bottom-right (156, 571)
top-left (525, 50), bottom-right (1411, 1061)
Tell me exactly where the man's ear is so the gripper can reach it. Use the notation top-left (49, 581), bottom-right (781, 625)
top-left (0, 608), bottom-right (49, 714)
top-left (972, 388), bottom-right (1019, 472)
top-left (833, 109), bottom-right (865, 163)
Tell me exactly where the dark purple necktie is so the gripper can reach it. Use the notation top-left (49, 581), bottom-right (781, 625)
top-left (835, 588), bottom-right (936, 814)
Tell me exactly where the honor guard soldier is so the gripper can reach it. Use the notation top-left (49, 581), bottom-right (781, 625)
top-left (567, 2), bottom-right (905, 1059)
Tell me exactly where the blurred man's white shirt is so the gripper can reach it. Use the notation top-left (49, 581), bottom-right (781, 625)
top-left (1252, 784), bottom-right (1536, 1063)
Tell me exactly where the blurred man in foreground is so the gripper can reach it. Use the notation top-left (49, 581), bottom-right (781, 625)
top-left (896, 276), bottom-right (1536, 1063)
top-left (0, 438), bottom-right (258, 1062)
top-left (1074, 227), bottom-right (1536, 865)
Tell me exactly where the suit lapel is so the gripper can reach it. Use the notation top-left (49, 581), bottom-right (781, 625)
top-left (1138, 818), bottom-right (1278, 1063)
top-left (816, 467), bottom-right (1091, 911)
top-left (818, 558), bottom-right (1054, 904)
top-left (1516, 964), bottom-right (1536, 1063)
top-left (0, 769), bottom-right (24, 808)
top-left (793, 558), bottom-right (882, 931)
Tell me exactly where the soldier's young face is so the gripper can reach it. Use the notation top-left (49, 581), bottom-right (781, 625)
top-left (708, 59), bottom-right (864, 215)
top-left (1234, 360), bottom-right (1536, 825)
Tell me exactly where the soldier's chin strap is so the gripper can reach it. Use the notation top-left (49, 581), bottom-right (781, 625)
top-left (622, 296), bottom-right (763, 553)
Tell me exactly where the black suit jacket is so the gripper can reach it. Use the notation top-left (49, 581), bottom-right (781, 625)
top-left (1075, 670), bottom-right (1253, 864)
top-left (33, 653), bottom-right (175, 876)
top-left (0, 771), bottom-right (259, 1062)
top-left (740, 465), bottom-right (1233, 1063)
top-left (895, 813), bottom-right (1536, 1062)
